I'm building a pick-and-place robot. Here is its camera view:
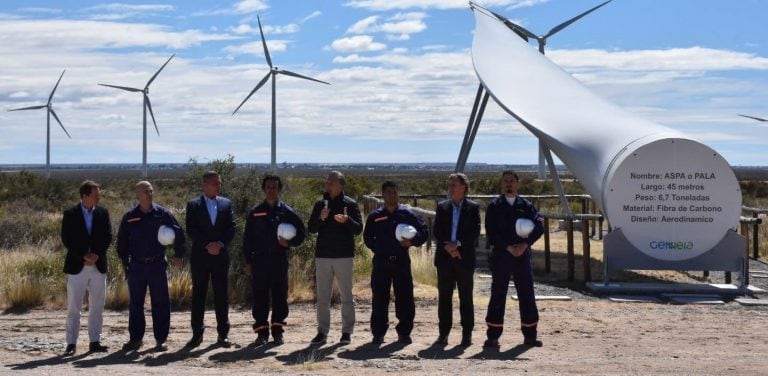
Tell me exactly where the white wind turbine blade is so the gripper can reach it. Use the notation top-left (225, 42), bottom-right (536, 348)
top-left (232, 71), bottom-right (272, 115)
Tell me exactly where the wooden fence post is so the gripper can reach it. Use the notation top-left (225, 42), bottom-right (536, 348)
top-left (582, 218), bottom-right (591, 282)
top-left (544, 217), bottom-right (551, 273)
top-left (567, 218), bottom-right (574, 281)
top-left (753, 212), bottom-right (760, 260)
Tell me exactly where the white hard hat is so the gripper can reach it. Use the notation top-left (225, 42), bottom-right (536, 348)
top-left (395, 223), bottom-right (418, 241)
top-left (157, 225), bottom-right (176, 246)
top-left (515, 218), bottom-right (535, 239)
top-left (277, 223), bottom-right (297, 240)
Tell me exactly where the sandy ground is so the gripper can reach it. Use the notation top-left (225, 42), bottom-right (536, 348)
top-left (2, 278), bottom-right (768, 376)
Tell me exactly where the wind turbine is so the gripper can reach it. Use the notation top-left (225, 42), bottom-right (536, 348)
top-left (8, 70), bottom-right (71, 179)
top-left (494, 0), bottom-right (612, 179)
top-left (457, 1), bottom-right (612, 177)
top-left (739, 114), bottom-right (767, 123)
top-left (99, 54), bottom-right (174, 178)
top-left (232, 15), bottom-right (330, 172)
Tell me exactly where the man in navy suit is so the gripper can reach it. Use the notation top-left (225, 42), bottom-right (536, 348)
top-left (433, 173), bottom-right (481, 347)
top-left (185, 171), bottom-right (236, 348)
top-left (60, 180), bottom-right (113, 356)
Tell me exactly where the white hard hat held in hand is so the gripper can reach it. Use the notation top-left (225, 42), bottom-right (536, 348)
top-left (515, 218), bottom-right (535, 239)
top-left (277, 223), bottom-right (297, 240)
top-left (395, 223), bottom-right (418, 241)
top-left (158, 225), bottom-right (176, 246)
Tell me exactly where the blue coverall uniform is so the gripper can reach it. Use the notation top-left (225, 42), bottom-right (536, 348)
top-left (116, 203), bottom-right (185, 344)
top-left (484, 194), bottom-right (544, 342)
top-left (363, 204), bottom-right (429, 338)
top-left (243, 200), bottom-right (306, 337)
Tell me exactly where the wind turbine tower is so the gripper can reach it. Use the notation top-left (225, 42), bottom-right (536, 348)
top-left (233, 15), bottom-right (330, 172)
top-left (8, 69), bottom-right (71, 179)
top-left (99, 54), bottom-right (174, 178)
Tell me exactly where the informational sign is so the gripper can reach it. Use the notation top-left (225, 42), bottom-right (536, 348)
top-left (604, 138), bottom-right (742, 261)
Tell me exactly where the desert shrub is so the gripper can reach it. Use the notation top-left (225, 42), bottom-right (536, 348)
top-left (168, 266), bottom-right (193, 309)
top-left (3, 276), bottom-right (46, 309)
top-left (410, 249), bottom-right (437, 287)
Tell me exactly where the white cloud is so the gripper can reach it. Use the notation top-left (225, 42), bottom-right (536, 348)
top-left (330, 35), bottom-right (387, 53)
top-left (83, 3), bottom-right (175, 20)
top-left (9, 91), bottom-right (30, 99)
top-left (18, 7), bottom-right (62, 14)
top-left (223, 40), bottom-right (288, 58)
top-left (0, 19), bottom-right (237, 52)
top-left (193, 0), bottom-right (268, 16)
top-left (347, 16), bottom-right (378, 34)
top-left (230, 23), bottom-right (299, 35)
top-left (84, 4), bottom-right (176, 12)
top-left (343, 0), bottom-right (545, 11)
top-left (301, 11), bottom-right (322, 23)
top-left (233, 0), bottom-right (270, 14)
top-left (346, 12), bottom-right (427, 40)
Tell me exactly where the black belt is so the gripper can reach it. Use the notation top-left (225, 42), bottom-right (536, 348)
top-left (131, 254), bottom-right (165, 264)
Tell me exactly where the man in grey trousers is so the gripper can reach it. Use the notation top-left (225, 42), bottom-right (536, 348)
top-left (307, 171), bottom-right (363, 345)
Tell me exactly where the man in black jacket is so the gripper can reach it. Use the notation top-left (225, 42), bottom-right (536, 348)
top-left (185, 171), bottom-right (236, 349)
top-left (307, 171), bottom-right (363, 346)
top-left (433, 173), bottom-right (481, 347)
top-left (243, 174), bottom-right (306, 346)
top-left (484, 170), bottom-right (544, 349)
top-left (60, 180), bottom-right (112, 356)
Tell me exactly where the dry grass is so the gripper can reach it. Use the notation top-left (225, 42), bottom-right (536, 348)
top-left (106, 279), bottom-right (129, 310)
top-left (168, 267), bottom-right (193, 308)
top-left (411, 247), bottom-right (438, 287)
top-left (0, 239), bottom-right (63, 310)
top-left (287, 254), bottom-right (315, 302)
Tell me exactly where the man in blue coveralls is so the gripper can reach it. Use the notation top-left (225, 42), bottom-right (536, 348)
top-left (484, 170), bottom-right (544, 349)
top-left (363, 180), bottom-right (429, 345)
top-left (117, 180), bottom-right (185, 352)
top-left (243, 174), bottom-right (306, 346)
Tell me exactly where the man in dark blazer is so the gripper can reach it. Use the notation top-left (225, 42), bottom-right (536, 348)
top-left (60, 180), bottom-right (113, 356)
top-left (432, 173), bottom-right (481, 347)
top-left (185, 171), bottom-right (236, 348)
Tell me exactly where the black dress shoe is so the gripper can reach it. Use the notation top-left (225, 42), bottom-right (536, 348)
top-left (272, 332), bottom-right (284, 345)
top-left (63, 344), bottom-right (76, 356)
top-left (483, 338), bottom-right (500, 349)
top-left (397, 335), bottom-right (412, 344)
top-left (154, 342), bottom-right (168, 352)
top-left (185, 335), bottom-right (203, 349)
top-left (121, 339), bottom-right (143, 352)
top-left (459, 336), bottom-right (472, 347)
top-left (216, 336), bottom-right (232, 348)
top-left (253, 333), bottom-right (269, 346)
top-left (371, 335), bottom-right (384, 344)
top-left (523, 338), bottom-right (543, 347)
top-left (89, 341), bottom-right (109, 352)
top-left (433, 335), bottom-right (448, 346)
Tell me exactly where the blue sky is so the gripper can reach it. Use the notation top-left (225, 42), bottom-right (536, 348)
top-left (1, 0), bottom-right (767, 166)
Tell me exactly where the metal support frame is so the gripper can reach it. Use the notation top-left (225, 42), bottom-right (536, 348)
top-left (455, 84), bottom-right (489, 172)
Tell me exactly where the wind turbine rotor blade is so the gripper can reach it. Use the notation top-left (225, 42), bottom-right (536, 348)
top-left (49, 108), bottom-right (71, 138)
top-left (543, 0), bottom-right (612, 39)
top-left (8, 105), bottom-right (47, 111)
top-left (739, 114), bottom-right (768, 122)
top-left (277, 69), bottom-right (330, 85)
top-left (257, 15), bottom-right (273, 68)
top-left (98, 83), bottom-right (143, 92)
top-left (48, 69), bottom-right (66, 104)
top-left (145, 95), bottom-right (160, 136)
top-left (232, 72), bottom-right (272, 115)
top-left (146, 54), bottom-right (175, 89)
